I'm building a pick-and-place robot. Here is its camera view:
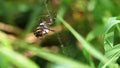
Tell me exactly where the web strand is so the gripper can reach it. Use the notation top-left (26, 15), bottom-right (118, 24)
top-left (44, 0), bottom-right (51, 17)
top-left (56, 33), bottom-right (65, 54)
top-left (44, 0), bottom-right (65, 54)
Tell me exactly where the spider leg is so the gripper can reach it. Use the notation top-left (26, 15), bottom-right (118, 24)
top-left (44, 28), bottom-right (54, 32)
top-left (49, 29), bottom-right (54, 32)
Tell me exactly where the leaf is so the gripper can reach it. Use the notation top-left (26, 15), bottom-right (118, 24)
top-left (104, 31), bottom-right (114, 51)
top-left (86, 25), bottom-right (104, 41)
top-left (99, 17), bottom-right (120, 68)
top-left (99, 44), bottom-right (120, 68)
top-left (0, 47), bottom-right (39, 68)
top-left (102, 17), bottom-right (120, 35)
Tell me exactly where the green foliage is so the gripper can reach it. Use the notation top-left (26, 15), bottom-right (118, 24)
top-left (0, 0), bottom-right (120, 68)
top-left (0, 47), bottom-right (39, 68)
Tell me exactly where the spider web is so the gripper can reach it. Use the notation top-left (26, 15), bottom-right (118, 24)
top-left (44, 0), bottom-right (65, 54)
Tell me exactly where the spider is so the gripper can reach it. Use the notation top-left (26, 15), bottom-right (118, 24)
top-left (34, 15), bottom-right (55, 38)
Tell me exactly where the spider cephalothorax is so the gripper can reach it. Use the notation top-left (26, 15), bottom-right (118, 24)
top-left (34, 15), bottom-right (55, 38)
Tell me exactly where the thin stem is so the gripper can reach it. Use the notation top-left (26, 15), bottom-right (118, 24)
top-left (44, 0), bottom-right (51, 17)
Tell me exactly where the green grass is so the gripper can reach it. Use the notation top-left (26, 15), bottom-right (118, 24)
top-left (0, 0), bottom-right (120, 68)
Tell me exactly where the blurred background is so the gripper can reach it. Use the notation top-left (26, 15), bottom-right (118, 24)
top-left (0, 0), bottom-right (120, 68)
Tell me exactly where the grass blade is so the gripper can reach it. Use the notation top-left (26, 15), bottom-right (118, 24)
top-left (57, 16), bottom-right (108, 64)
top-left (0, 47), bottom-right (39, 68)
top-left (0, 31), bottom-right (12, 49)
top-left (28, 46), bottom-right (91, 68)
